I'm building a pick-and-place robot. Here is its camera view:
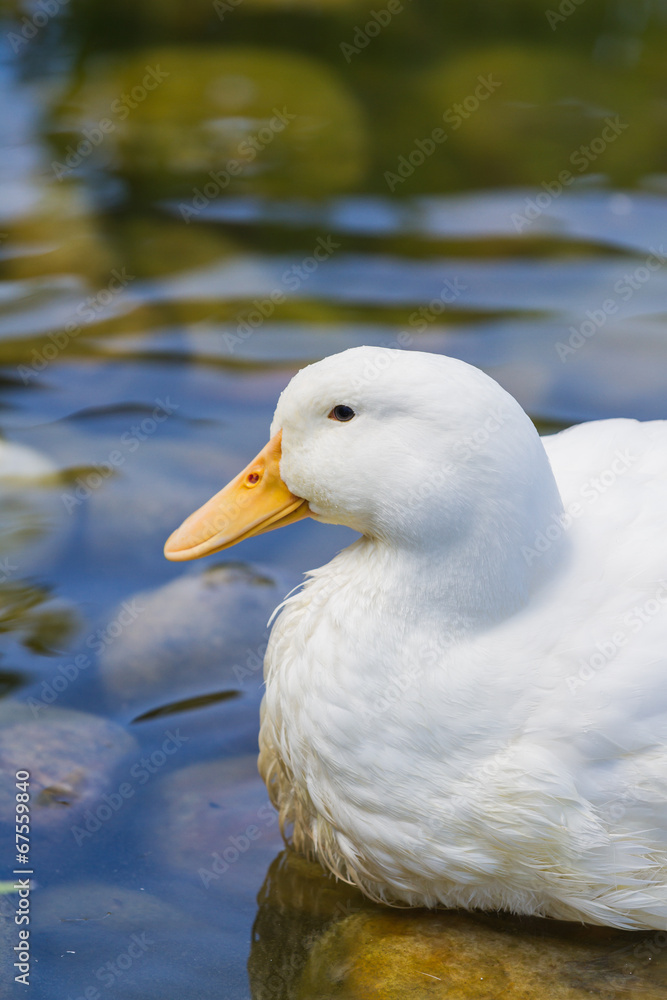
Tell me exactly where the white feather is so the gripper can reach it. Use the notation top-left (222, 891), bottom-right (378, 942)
top-left (258, 346), bottom-right (667, 929)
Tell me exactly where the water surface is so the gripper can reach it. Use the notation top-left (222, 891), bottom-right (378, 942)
top-left (2, 1), bottom-right (667, 996)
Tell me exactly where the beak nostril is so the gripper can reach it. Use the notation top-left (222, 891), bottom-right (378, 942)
top-left (164, 428), bottom-right (307, 561)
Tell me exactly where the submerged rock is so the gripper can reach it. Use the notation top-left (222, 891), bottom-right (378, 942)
top-left (300, 911), bottom-right (667, 999)
top-left (98, 562), bottom-right (295, 711)
top-left (50, 46), bottom-right (367, 198)
top-left (33, 882), bottom-right (184, 938)
top-left (249, 850), bottom-right (667, 1000)
top-left (0, 703), bottom-right (136, 831)
top-left (145, 754), bottom-right (282, 895)
top-left (32, 882), bottom-right (190, 995)
top-left (417, 45), bottom-right (652, 190)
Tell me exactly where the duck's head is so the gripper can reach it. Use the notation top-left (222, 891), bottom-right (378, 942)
top-left (165, 347), bottom-right (564, 598)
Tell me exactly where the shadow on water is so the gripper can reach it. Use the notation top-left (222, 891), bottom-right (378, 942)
top-left (1, 0), bottom-right (667, 995)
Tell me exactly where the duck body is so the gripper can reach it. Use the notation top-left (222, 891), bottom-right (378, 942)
top-left (166, 347), bottom-right (667, 929)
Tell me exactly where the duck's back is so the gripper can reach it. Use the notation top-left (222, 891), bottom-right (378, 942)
top-left (260, 415), bottom-right (667, 929)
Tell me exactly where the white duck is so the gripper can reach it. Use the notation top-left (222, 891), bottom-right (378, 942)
top-left (165, 346), bottom-right (667, 930)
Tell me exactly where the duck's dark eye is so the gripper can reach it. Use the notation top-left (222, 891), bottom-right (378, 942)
top-left (328, 404), bottom-right (356, 422)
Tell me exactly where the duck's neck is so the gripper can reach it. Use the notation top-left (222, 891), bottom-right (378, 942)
top-left (333, 475), bottom-right (566, 639)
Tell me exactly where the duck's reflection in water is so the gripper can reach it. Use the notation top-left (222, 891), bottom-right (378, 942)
top-left (250, 850), bottom-right (667, 999)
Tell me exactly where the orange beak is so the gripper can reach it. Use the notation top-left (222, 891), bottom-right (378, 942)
top-left (164, 431), bottom-right (310, 561)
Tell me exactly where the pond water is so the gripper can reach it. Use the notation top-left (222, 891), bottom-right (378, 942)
top-left (2, 0), bottom-right (667, 997)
